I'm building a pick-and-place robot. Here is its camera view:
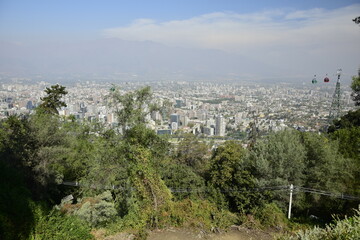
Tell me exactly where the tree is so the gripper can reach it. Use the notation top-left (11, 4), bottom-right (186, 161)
top-left (38, 84), bottom-right (68, 114)
top-left (0, 161), bottom-right (35, 240)
top-left (351, 75), bottom-right (360, 106)
top-left (0, 116), bottom-right (35, 169)
top-left (208, 141), bottom-right (260, 213)
top-left (176, 134), bottom-right (209, 173)
top-left (124, 145), bottom-right (172, 229)
top-left (330, 127), bottom-right (360, 198)
top-left (299, 132), bottom-right (357, 219)
top-left (108, 86), bottom-right (158, 133)
top-left (327, 109), bottom-right (360, 133)
top-left (245, 130), bottom-right (306, 213)
top-left (160, 163), bottom-right (206, 200)
top-left (246, 130), bottom-right (306, 187)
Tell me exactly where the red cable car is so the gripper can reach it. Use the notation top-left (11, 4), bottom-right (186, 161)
top-left (324, 74), bottom-right (330, 83)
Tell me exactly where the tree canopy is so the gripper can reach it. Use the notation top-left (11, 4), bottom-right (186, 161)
top-left (38, 84), bottom-right (68, 114)
top-left (351, 75), bottom-right (360, 106)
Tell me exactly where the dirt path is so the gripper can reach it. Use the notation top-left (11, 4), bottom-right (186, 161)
top-left (148, 227), bottom-right (276, 240)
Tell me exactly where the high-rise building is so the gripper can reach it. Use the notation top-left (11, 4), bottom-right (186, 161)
top-left (26, 101), bottom-right (33, 109)
top-left (175, 99), bottom-right (183, 108)
top-left (170, 114), bottom-right (180, 125)
top-left (215, 115), bottom-right (226, 136)
top-left (151, 111), bottom-right (162, 121)
top-left (180, 115), bottom-right (189, 126)
top-left (204, 126), bottom-right (214, 136)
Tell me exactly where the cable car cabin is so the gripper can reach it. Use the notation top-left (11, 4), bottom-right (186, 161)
top-left (312, 75), bottom-right (317, 84)
top-left (324, 77), bottom-right (330, 83)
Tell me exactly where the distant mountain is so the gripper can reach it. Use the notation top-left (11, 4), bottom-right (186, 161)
top-left (0, 39), bottom-right (277, 81)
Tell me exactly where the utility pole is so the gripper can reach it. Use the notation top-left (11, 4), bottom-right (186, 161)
top-left (288, 184), bottom-right (293, 219)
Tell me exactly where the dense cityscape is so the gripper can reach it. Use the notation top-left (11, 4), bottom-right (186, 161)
top-left (0, 76), bottom-right (356, 138)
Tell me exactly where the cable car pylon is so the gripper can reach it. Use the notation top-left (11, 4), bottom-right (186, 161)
top-left (328, 69), bottom-right (342, 123)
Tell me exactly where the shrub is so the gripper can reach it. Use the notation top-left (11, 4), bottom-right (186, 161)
top-left (279, 206), bottom-right (360, 240)
top-left (160, 199), bottom-right (238, 230)
top-left (0, 162), bottom-right (34, 240)
top-left (253, 203), bottom-right (289, 230)
top-left (70, 191), bottom-right (117, 227)
top-left (31, 209), bottom-right (93, 240)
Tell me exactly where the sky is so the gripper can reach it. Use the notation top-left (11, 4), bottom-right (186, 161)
top-left (0, 0), bottom-right (359, 81)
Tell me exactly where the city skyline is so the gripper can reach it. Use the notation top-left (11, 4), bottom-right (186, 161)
top-left (0, 80), bottom-right (356, 137)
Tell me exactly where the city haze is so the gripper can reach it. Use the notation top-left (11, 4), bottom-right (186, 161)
top-left (0, 1), bottom-right (359, 82)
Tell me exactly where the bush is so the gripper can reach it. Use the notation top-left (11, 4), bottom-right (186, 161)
top-left (279, 206), bottom-right (360, 240)
top-left (31, 209), bottom-right (93, 240)
top-left (0, 162), bottom-right (34, 240)
top-left (161, 199), bottom-right (238, 230)
top-left (66, 191), bottom-right (118, 227)
top-left (253, 203), bottom-right (289, 229)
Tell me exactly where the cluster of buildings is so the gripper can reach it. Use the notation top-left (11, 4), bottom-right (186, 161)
top-left (0, 79), bottom-right (356, 138)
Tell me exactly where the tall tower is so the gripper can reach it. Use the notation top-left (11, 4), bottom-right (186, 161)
top-left (328, 69), bottom-right (342, 122)
top-left (248, 110), bottom-right (259, 148)
top-left (170, 114), bottom-right (179, 130)
top-left (215, 115), bottom-right (225, 136)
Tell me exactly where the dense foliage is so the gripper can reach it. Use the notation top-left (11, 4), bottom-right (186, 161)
top-left (279, 207), bottom-right (360, 240)
top-left (351, 76), bottom-right (360, 106)
top-left (0, 84), bottom-right (359, 240)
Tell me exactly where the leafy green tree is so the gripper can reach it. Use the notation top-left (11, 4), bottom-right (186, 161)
top-left (125, 145), bottom-right (172, 229)
top-left (301, 133), bottom-right (346, 191)
top-left (326, 96), bottom-right (360, 201)
top-left (25, 113), bottom-right (71, 200)
top-left (108, 86), bottom-right (158, 133)
top-left (245, 130), bottom-right (306, 214)
top-left (0, 116), bottom-right (35, 169)
top-left (330, 127), bottom-right (360, 198)
top-left (208, 141), bottom-right (260, 213)
top-left (331, 127), bottom-right (360, 161)
top-left (124, 124), bottom-right (170, 162)
top-left (176, 134), bottom-right (210, 173)
top-left (246, 130), bottom-right (306, 187)
top-left (160, 163), bottom-right (206, 200)
top-left (351, 75), bottom-right (360, 106)
top-left (299, 132), bottom-right (356, 218)
top-left (327, 109), bottom-right (360, 133)
top-left (0, 161), bottom-right (35, 240)
top-left (38, 84), bottom-right (68, 114)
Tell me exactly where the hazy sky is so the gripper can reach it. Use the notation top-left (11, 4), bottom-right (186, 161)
top-left (1, 0), bottom-right (359, 41)
top-left (0, 0), bottom-right (359, 80)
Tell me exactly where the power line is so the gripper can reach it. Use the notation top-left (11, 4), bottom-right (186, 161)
top-left (168, 185), bottom-right (288, 193)
top-left (60, 181), bottom-right (360, 200)
top-left (295, 186), bottom-right (359, 200)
